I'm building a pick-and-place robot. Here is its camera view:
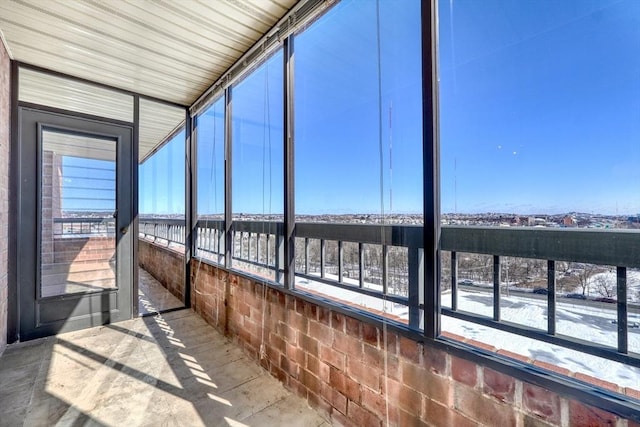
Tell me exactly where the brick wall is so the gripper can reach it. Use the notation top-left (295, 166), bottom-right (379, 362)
top-left (41, 151), bottom-right (62, 264)
top-left (190, 261), bottom-right (638, 427)
top-left (53, 237), bottom-right (115, 264)
top-left (0, 38), bottom-right (10, 355)
top-left (138, 239), bottom-right (184, 302)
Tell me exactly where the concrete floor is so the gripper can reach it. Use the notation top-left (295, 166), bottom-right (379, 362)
top-left (0, 310), bottom-right (330, 427)
top-left (138, 268), bottom-right (184, 315)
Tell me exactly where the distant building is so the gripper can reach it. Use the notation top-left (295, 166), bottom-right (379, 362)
top-left (563, 215), bottom-right (577, 227)
top-left (628, 215), bottom-right (640, 224)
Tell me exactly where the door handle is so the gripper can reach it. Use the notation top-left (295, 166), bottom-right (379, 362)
top-left (120, 226), bottom-right (128, 234)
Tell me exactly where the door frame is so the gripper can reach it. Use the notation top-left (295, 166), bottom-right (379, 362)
top-left (17, 106), bottom-right (136, 340)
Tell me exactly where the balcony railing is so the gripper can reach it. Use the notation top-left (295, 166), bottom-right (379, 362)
top-left (53, 217), bottom-right (115, 237)
top-left (139, 218), bottom-right (640, 370)
top-left (139, 218), bottom-right (186, 247)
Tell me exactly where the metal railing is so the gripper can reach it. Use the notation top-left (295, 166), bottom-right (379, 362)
top-left (139, 218), bottom-right (640, 369)
top-left (53, 217), bottom-right (115, 237)
top-left (139, 218), bottom-right (186, 246)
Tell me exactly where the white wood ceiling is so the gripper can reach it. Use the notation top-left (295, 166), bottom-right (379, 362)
top-left (0, 0), bottom-right (297, 106)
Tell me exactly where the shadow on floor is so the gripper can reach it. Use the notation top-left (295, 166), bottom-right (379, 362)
top-left (0, 310), bottom-right (329, 427)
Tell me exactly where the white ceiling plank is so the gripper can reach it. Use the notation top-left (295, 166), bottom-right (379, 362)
top-left (0, 0), bottom-right (296, 105)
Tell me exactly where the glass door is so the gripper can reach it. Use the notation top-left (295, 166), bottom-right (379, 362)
top-left (18, 108), bottom-right (134, 340)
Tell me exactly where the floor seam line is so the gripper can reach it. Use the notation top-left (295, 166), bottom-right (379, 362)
top-left (236, 394), bottom-right (289, 422)
top-left (216, 371), bottom-right (266, 395)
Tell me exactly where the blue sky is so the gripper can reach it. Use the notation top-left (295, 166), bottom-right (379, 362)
top-left (136, 0), bottom-right (640, 217)
top-left (62, 156), bottom-right (115, 213)
top-left (139, 130), bottom-right (185, 215)
top-left (439, 0), bottom-right (640, 215)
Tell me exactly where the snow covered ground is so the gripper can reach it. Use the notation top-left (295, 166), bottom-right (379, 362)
top-left (442, 290), bottom-right (640, 389)
top-left (296, 274), bottom-right (640, 390)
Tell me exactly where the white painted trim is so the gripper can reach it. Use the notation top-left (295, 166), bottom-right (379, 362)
top-left (0, 27), bottom-right (13, 59)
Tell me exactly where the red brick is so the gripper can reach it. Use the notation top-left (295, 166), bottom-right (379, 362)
top-left (330, 408), bottom-right (352, 427)
top-left (286, 376), bottom-right (308, 399)
top-left (345, 316), bottom-right (361, 338)
top-left (305, 301), bottom-right (318, 321)
top-left (295, 298), bottom-right (306, 315)
top-left (320, 383), bottom-right (348, 415)
top-left (523, 414), bottom-right (556, 427)
top-left (280, 353), bottom-right (299, 378)
top-left (423, 347), bottom-right (448, 376)
top-left (238, 323), bottom-right (252, 345)
top-left (286, 342), bottom-right (305, 366)
top-left (441, 331), bottom-right (467, 342)
top-left (269, 303), bottom-right (285, 325)
top-left (361, 387), bottom-right (388, 422)
top-left (380, 330), bottom-right (398, 355)
top-left (398, 408), bottom-right (429, 427)
top-left (308, 391), bottom-right (333, 418)
top-left (330, 367), bottom-right (361, 403)
top-left (318, 307), bottom-right (331, 326)
top-left (497, 348), bottom-right (531, 363)
top-left (299, 368), bottom-right (322, 396)
top-left (625, 386), bottom-right (640, 401)
top-left (333, 331), bottom-right (363, 360)
top-left (347, 401), bottom-right (381, 427)
top-left (522, 383), bottom-right (561, 425)
top-left (386, 378), bottom-right (422, 416)
top-left (574, 372), bottom-right (621, 393)
top-left (290, 312), bottom-right (308, 334)
top-left (265, 344), bottom-right (280, 366)
top-left (237, 301), bottom-right (251, 317)
top-left (454, 384), bottom-right (516, 427)
top-left (282, 323), bottom-right (297, 344)
top-left (298, 332), bottom-right (319, 357)
top-left (569, 401), bottom-right (616, 427)
top-left (346, 356), bottom-right (380, 391)
top-left (307, 355), bottom-right (330, 383)
top-left (362, 323), bottom-right (379, 348)
top-left (319, 343), bottom-right (346, 370)
top-left (331, 312), bottom-right (346, 332)
top-left (482, 367), bottom-right (516, 403)
top-left (269, 333), bottom-right (285, 353)
top-left (423, 397), bottom-right (477, 427)
top-left (385, 354), bottom-right (401, 381)
top-left (285, 294), bottom-right (296, 311)
top-left (309, 320), bottom-right (333, 344)
top-left (532, 360), bottom-right (571, 377)
top-left (399, 336), bottom-right (421, 364)
top-left (269, 364), bottom-right (287, 383)
top-left (451, 356), bottom-right (478, 388)
top-left (363, 343), bottom-right (384, 371)
top-left (402, 360), bottom-right (452, 406)
top-left (466, 339), bottom-right (497, 353)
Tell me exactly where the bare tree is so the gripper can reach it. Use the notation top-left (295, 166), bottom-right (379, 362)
top-left (572, 263), bottom-right (600, 296)
top-left (594, 275), bottom-right (616, 298)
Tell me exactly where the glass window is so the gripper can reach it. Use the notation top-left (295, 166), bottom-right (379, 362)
top-left (139, 130), bottom-right (185, 220)
top-left (293, 0), bottom-right (422, 320)
top-left (231, 50), bottom-right (284, 282)
top-left (195, 97), bottom-right (226, 263)
top-left (438, 0), bottom-right (640, 394)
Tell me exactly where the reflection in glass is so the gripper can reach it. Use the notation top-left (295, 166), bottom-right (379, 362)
top-left (40, 130), bottom-right (117, 297)
top-left (293, 0), bottom-right (422, 319)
